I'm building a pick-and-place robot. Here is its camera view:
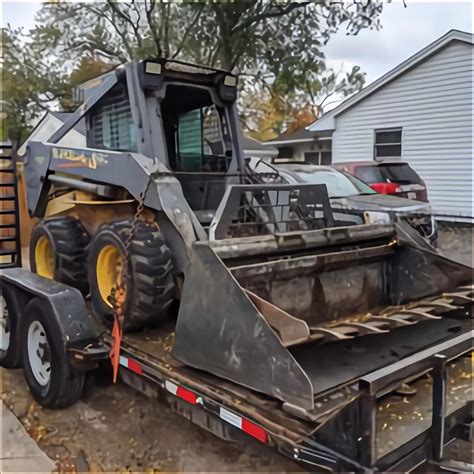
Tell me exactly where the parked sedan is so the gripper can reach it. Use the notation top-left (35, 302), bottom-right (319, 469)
top-left (260, 162), bottom-right (437, 245)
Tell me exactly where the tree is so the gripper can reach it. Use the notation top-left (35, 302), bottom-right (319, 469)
top-left (243, 93), bottom-right (289, 142)
top-left (1, 26), bottom-right (116, 147)
top-left (5, 1), bottom-right (384, 142)
top-left (34, 1), bottom-right (383, 69)
top-left (59, 56), bottom-right (117, 110)
top-left (243, 64), bottom-right (366, 140)
top-left (1, 28), bottom-right (71, 148)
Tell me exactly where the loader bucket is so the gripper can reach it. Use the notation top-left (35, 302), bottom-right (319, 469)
top-left (173, 220), bottom-right (472, 410)
top-left (173, 185), bottom-right (472, 410)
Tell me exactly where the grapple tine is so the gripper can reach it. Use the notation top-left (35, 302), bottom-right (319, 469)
top-left (384, 315), bottom-right (418, 326)
top-left (333, 322), bottom-right (389, 336)
top-left (442, 291), bottom-right (474, 303)
top-left (417, 299), bottom-right (459, 312)
top-left (308, 327), bottom-right (354, 343)
top-left (365, 316), bottom-right (411, 328)
top-left (397, 308), bottom-right (442, 320)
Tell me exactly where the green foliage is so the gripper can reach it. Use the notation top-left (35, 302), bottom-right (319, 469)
top-left (242, 64), bottom-right (367, 139)
top-left (60, 57), bottom-right (116, 110)
top-left (1, 28), bottom-right (72, 148)
top-left (4, 0), bottom-right (385, 142)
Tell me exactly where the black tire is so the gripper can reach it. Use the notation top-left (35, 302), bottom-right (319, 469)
top-left (21, 299), bottom-right (85, 409)
top-left (0, 287), bottom-right (22, 368)
top-left (88, 220), bottom-right (175, 331)
top-left (30, 217), bottom-right (90, 295)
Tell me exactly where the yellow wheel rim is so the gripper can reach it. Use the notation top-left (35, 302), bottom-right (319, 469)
top-left (96, 244), bottom-right (124, 308)
top-left (35, 236), bottom-right (55, 279)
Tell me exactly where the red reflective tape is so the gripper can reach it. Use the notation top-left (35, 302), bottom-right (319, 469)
top-left (176, 386), bottom-right (198, 404)
top-left (127, 358), bottom-right (143, 375)
top-left (242, 418), bottom-right (268, 444)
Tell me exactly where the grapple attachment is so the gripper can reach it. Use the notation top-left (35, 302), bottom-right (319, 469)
top-left (173, 186), bottom-right (472, 410)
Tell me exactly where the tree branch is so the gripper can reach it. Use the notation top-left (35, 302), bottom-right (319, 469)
top-left (163, 3), bottom-right (170, 57)
top-left (144, 0), bottom-right (161, 56)
top-left (106, 0), bottom-right (143, 49)
top-left (84, 4), bottom-right (133, 60)
top-left (172, 5), bottom-right (204, 59)
top-left (232, 2), bottom-right (309, 33)
top-left (66, 39), bottom-right (128, 63)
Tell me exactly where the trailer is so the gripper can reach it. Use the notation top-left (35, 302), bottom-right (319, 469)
top-left (1, 261), bottom-right (472, 472)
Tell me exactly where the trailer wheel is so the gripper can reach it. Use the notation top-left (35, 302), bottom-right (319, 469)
top-left (30, 218), bottom-right (90, 295)
top-left (88, 220), bottom-right (175, 331)
top-left (21, 299), bottom-right (85, 409)
top-left (0, 289), bottom-right (22, 368)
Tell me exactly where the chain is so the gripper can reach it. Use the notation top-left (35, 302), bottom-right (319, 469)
top-left (111, 176), bottom-right (153, 325)
top-left (109, 176), bottom-right (152, 382)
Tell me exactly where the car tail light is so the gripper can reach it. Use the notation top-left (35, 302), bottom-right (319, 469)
top-left (418, 183), bottom-right (429, 202)
top-left (370, 182), bottom-right (402, 194)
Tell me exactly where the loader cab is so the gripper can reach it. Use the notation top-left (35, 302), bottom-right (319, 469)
top-left (159, 84), bottom-right (234, 224)
top-left (148, 61), bottom-right (243, 225)
top-left (161, 85), bottom-right (232, 173)
top-left (86, 59), bottom-right (243, 226)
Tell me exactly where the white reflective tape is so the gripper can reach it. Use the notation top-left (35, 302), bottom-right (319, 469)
top-left (119, 356), bottom-right (128, 368)
top-left (219, 407), bottom-right (242, 429)
top-left (165, 380), bottom-right (178, 395)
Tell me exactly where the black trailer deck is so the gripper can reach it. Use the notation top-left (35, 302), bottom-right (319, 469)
top-left (1, 267), bottom-right (473, 472)
top-left (113, 316), bottom-right (473, 471)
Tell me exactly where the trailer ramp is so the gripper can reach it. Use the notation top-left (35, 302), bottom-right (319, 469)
top-left (0, 144), bottom-right (21, 269)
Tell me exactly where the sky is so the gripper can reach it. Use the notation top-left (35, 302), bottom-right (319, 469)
top-left (1, 0), bottom-right (473, 86)
top-left (324, 1), bottom-right (473, 84)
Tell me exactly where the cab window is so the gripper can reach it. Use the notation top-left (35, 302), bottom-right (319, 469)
top-left (176, 104), bottom-right (229, 172)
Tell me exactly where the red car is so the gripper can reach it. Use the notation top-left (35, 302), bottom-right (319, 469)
top-left (332, 161), bottom-right (429, 202)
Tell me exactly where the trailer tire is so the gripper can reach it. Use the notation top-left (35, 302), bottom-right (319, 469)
top-left (30, 217), bottom-right (90, 295)
top-left (0, 288), bottom-right (22, 368)
top-left (21, 299), bottom-right (85, 409)
top-left (88, 220), bottom-right (175, 331)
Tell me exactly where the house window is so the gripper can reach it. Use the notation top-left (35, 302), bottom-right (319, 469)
top-left (303, 151), bottom-right (332, 165)
top-left (304, 152), bottom-right (320, 164)
top-left (321, 151), bottom-right (332, 165)
top-left (278, 146), bottom-right (293, 159)
top-left (374, 128), bottom-right (402, 160)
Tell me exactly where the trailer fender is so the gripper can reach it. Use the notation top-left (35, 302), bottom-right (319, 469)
top-left (0, 268), bottom-right (101, 370)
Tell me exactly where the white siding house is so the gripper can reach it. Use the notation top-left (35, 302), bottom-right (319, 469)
top-left (308, 30), bottom-right (473, 219)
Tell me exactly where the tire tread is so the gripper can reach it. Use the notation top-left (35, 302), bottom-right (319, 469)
top-left (89, 220), bottom-right (175, 330)
top-left (30, 217), bottom-right (90, 295)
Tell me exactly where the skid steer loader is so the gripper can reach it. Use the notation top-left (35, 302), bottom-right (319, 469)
top-left (1, 58), bottom-right (472, 471)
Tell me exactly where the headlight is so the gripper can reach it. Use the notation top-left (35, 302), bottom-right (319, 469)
top-left (145, 62), bottom-right (162, 75)
top-left (364, 211), bottom-right (392, 225)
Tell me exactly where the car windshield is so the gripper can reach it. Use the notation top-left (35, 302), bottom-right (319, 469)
top-left (291, 169), bottom-right (376, 198)
top-left (356, 163), bottom-right (423, 185)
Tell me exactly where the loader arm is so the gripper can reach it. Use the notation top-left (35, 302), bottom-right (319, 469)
top-left (24, 142), bottom-right (206, 257)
